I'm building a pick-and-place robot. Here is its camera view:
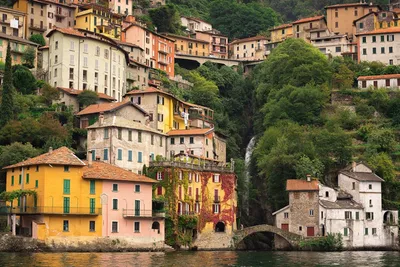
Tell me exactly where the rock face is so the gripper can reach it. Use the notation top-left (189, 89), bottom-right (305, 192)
top-left (192, 232), bottom-right (234, 250)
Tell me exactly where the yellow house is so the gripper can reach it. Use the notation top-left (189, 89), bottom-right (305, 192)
top-left (161, 33), bottom-right (210, 57)
top-left (269, 23), bottom-right (293, 43)
top-left (74, 3), bottom-right (123, 40)
top-left (3, 147), bottom-right (102, 241)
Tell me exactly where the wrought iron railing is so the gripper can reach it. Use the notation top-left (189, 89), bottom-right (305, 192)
top-left (149, 160), bottom-right (233, 173)
top-left (122, 209), bottom-right (165, 218)
top-left (0, 206), bottom-right (101, 215)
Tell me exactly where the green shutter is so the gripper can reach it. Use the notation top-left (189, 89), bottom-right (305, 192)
top-left (90, 180), bottom-right (95, 194)
top-left (26, 174), bottom-right (29, 184)
top-left (34, 196), bottom-right (37, 208)
top-left (17, 197), bottom-right (20, 207)
top-left (90, 198), bottom-right (95, 214)
top-left (135, 200), bottom-right (140, 216)
top-left (344, 228), bottom-right (348, 236)
top-left (19, 175), bottom-right (22, 184)
top-left (11, 176), bottom-right (14, 186)
top-left (103, 149), bottom-right (108, 160)
top-left (63, 179), bottom-right (70, 194)
top-left (63, 197), bottom-right (70, 213)
top-left (356, 212), bottom-right (359, 220)
top-left (138, 152), bottom-right (142, 163)
top-left (92, 150), bottom-right (96, 161)
top-left (35, 180), bottom-right (38, 188)
top-left (365, 228), bottom-right (368, 235)
top-left (128, 150), bottom-right (132, 162)
top-left (118, 149), bottom-right (122, 160)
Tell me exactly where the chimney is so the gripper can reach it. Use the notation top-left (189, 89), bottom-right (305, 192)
top-left (306, 174), bottom-right (311, 182)
top-left (48, 147), bottom-right (53, 154)
top-left (99, 113), bottom-right (104, 125)
top-left (352, 161), bottom-right (357, 172)
top-left (88, 150), bottom-right (93, 167)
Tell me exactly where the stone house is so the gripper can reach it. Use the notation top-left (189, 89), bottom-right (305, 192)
top-left (358, 74), bottom-right (400, 89)
top-left (274, 163), bottom-right (399, 248)
top-left (292, 16), bottom-right (327, 43)
top-left (354, 10), bottom-right (399, 36)
top-left (86, 116), bottom-right (167, 174)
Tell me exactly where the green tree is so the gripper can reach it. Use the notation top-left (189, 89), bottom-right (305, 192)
top-left (332, 64), bottom-right (354, 89)
top-left (40, 83), bottom-right (60, 106)
top-left (12, 65), bottom-right (37, 94)
top-left (367, 153), bottom-right (396, 182)
top-left (77, 90), bottom-right (99, 108)
top-left (149, 5), bottom-right (182, 34)
top-left (188, 72), bottom-right (220, 109)
top-left (367, 128), bottom-right (396, 154)
top-left (0, 142), bottom-right (40, 169)
top-left (294, 155), bottom-right (324, 179)
top-left (0, 43), bottom-right (15, 127)
top-left (22, 47), bottom-right (36, 69)
top-left (29, 34), bottom-right (46, 46)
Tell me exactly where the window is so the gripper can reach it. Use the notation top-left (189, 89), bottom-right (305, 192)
top-left (138, 152), bottom-right (143, 163)
top-left (180, 137), bottom-right (184, 144)
top-left (128, 150), bottom-right (133, 162)
top-left (366, 212), bottom-right (374, 220)
top-left (189, 137), bottom-right (194, 144)
top-left (359, 22), bottom-right (363, 29)
top-left (195, 173), bottom-right (199, 183)
top-left (372, 36), bottom-right (376, 42)
top-left (64, 166), bottom-right (70, 172)
top-left (352, 182), bottom-right (355, 190)
top-left (381, 47), bottom-right (385, 54)
top-left (362, 36), bottom-right (366, 43)
top-left (11, 176), bottom-right (14, 186)
top-left (345, 211), bottom-right (352, 220)
top-left (89, 221), bottom-right (95, 232)
top-left (335, 22), bottom-right (338, 28)
top-left (309, 209), bottom-right (314, 216)
top-left (386, 79), bottom-right (390, 87)
top-left (63, 197), bottom-right (70, 213)
top-left (365, 228), bottom-right (368, 235)
top-left (118, 129), bottom-right (122, 139)
top-left (206, 139), bottom-right (209, 146)
top-left (388, 35), bottom-right (395, 42)
top-left (362, 48), bottom-right (367, 55)
top-left (212, 203), bottom-right (220, 214)
top-left (63, 179), bottom-right (70, 194)
top-left (213, 174), bottom-right (220, 183)
top-left (112, 221), bottom-right (118, 233)
top-left (117, 149), bottom-right (122, 160)
top-left (104, 129), bottom-right (109, 139)
top-left (150, 135), bottom-right (154, 145)
top-left (138, 132), bottom-right (142, 143)
top-left (179, 171), bottom-right (183, 180)
top-left (134, 221), bottom-right (140, 233)
top-left (299, 226), bottom-right (302, 231)
top-left (157, 172), bottom-right (163, 181)
top-left (90, 198), bottom-right (95, 214)
top-left (112, 199), bottom-right (118, 210)
top-left (372, 228), bottom-right (377, 235)
top-left (344, 228), bottom-right (348, 236)
top-left (369, 184), bottom-right (372, 189)
top-left (135, 185), bottom-right (140, 193)
top-left (381, 35), bottom-right (385, 42)
top-left (321, 211), bottom-right (324, 219)
top-left (18, 174), bottom-right (21, 184)
top-left (325, 191), bottom-right (329, 197)
top-left (335, 46), bottom-right (341, 53)
top-left (284, 212), bottom-right (289, 219)
top-left (70, 41), bottom-right (75, 51)
top-left (90, 180), bottom-right (95, 194)
top-left (389, 47), bottom-right (393, 53)
top-left (372, 48), bottom-right (376, 54)
top-left (26, 174), bottom-right (29, 184)
top-left (112, 184), bottom-right (118, 192)
top-left (103, 148), bottom-right (108, 161)
top-left (157, 186), bottom-right (162, 195)
top-left (355, 212), bottom-right (359, 220)
top-left (63, 220), bottom-right (69, 232)
top-left (170, 138), bottom-right (175, 145)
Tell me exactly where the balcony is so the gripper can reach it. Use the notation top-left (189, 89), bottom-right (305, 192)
top-left (0, 206), bottom-right (101, 216)
top-left (150, 160), bottom-right (234, 173)
top-left (0, 19), bottom-right (21, 27)
top-left (158, 49), bottom-right (168, 55)
top-left (11, 47), bottom-right (24, 54)
top-left (122, 209), bottom-right (165, 218)
top-left (29, 24), bottom-right (47, 32)
top-left (55, 11), bottom-right (67, 18)
top-left (158, 58), bottom-right (168, 66)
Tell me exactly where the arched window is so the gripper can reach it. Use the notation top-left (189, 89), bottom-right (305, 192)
top-left (215, 221), bottom-right (225, 232)
top-left (152, 221), bottom-right (160, 234)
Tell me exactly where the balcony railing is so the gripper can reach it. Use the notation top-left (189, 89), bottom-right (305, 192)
top-left (0, 206), bottom-right (101, 215)
top-left (150, 160), bottom-right (234, 173)
top-left (29, 24), bottom-right (47, 32)
top-left (122, 209), bottom-right (165, 218)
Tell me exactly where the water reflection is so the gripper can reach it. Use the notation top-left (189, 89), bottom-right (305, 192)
top-left (0, 250), bottom-right (399, 267)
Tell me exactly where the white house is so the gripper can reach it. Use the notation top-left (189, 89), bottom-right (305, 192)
top-left (358, 74), bottom-right (400, 89)
top-left (181, 16), bottom-right (212, 33)
top-left (274, 162), bottom-right (398, 248)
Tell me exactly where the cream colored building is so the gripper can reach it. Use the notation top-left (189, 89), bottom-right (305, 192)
top-left (230, 36), bottom-right (267, 61)
top-left (0, 7), bottom-right (26, 38)
top-left (181, 16), bottom-right (212, 33)
top-left (87, 116), bottom-right (167, 174)
top-left (43, 28), bottom-right (128, 102)
top-left (310, 30), bottom-right (354, 58)
top-left (0, 32), bottom-right (38, 67)
top-left (269, 24), bottom-right (293, 43)
top-left (13, 0), bottom-right (75, 39)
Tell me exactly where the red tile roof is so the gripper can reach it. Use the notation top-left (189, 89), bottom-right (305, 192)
top-left (356, 27), bottom-right (400, 36)
top-left (167, 128), bottom-right (214, 136)
top-left (357, 74), bottom-right (400, 81)
top-left (58, 87), bottom-right (116, 101)
top-left (161, 33), bottom-right (210, 43)
top-left (76, 101), bottom-right (147, 116)
top-left (286, 179), bottom-right (319, 191)
top-left (293, 15), bottom-right (325, 25)
top-left (326, 2), bottom-right (379, 9)
top-left (271, 24), bottom-right (293, 31)
top-left (3, 147), bottom-right (85, 169)
top-left (230, 36), bottom-right (267, 45)
top-left (82, 161), bottom-right (156, 183)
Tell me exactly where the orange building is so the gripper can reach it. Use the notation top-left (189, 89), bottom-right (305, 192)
top-left (325, 2), bottom-right (381, 39)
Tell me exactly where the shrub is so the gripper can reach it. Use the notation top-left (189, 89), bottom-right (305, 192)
top-left (356, 103), bottom-right (375, 119)
top-left (299, 233), bottom-right (343, 251)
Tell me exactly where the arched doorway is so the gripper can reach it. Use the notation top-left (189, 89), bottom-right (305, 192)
top-left (152, 221), bottom-right (160, 234)
top-left (215, 221), bottom-right (225, 232)
top-left (384, 211), bottom-right (395, 224)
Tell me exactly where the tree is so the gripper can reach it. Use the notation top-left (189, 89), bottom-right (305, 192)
top-left (77, 90), bottom-right (99, 108)
top-left (22, 47), bottom-right (36, 69)
top-left (149, 5), bottom-right (182, 33)
top-left (40, 83), bottom-right (60, 106)
top-left (12, 65), bottom-right (37, 94)
top-left (367, 128), bottom-right (396, 154)
top-left (0, 43), bottom-right (14, 127)
top-left (332, 64), bottom-right (354, 89)
top-left (0, 142), bottom-right (40, 169)
top-left (295, 155), bottom-right (324, 179)
top-left (29, 34), bottom-right (46, 46)
top-left (188, 72), bottom-right (220, 109)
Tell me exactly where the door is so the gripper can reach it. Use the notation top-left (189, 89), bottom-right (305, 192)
top-left (134, 200), bottom-right (140, 216)
top-left (63, 197), bottom-right (70, 214)
top-left (281, 223), bottom-right (289, 231)
top-left (307, 226), bottom-right (315, 237)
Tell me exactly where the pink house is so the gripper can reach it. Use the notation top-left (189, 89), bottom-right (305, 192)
top-left (83, 159), bottom-right (165, 246)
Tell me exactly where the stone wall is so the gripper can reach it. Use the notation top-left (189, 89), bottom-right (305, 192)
top-left (289, 191), bottom-right (319, 237)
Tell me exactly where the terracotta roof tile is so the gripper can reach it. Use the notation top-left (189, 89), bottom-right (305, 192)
top-left (82, 161), bottom-right (156, 183)
top-left (161, 33), bottom-right (210, 43)
top-left (58, 87), bottom-right (116, 101)
top-left (286, 179), bottom-right (319, 191)
top-left (358, 74), bottom-right (400, 81)
top-left (3, 147), bottom-right (85, 169)
top-left (270, 24), bottom-right (293, 31)
top-left (230, 36), bottom-right (267, 45)
top-left (326, 3), bottom-right (378, 9)
top-left (167, 128), bottom-right (213, 136)
top-left (293, 15), bottom-right (325, 25)
top-left (356, 27), bottom-right (400, 35)
top-left (76, 101), bottom-right (147, 116)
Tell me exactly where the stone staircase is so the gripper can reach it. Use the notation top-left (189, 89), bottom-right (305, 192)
top-left (192, 231), bottom-right (234, 250)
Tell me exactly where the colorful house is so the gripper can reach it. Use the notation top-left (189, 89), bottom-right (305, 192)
top-left (2, 147), bottom-right (164, 246)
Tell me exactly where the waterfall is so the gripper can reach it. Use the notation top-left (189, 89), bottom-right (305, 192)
top-left (243, 136), bottom-right (256, 216)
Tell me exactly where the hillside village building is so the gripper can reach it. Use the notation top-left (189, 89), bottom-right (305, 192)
top-left (162, 33), bottom-right (210, 57)
top-left (354, 10), bottom-right (399, 36)
top-left (181, 16), bottom-right (212, 33)
top-left (0, 6), bottom-right (26, 38)
top-left (292, 16), bottom-right (327, 42)
top-left (192, 29), bottom-right (228, 59)
top-left (230, 36), bottom-right (267, 61)
top-left (0, 33), bottom-right (38, 67)
top-left (274, 163), bottom-right (398, 248)
top-left (358, 74), bottom-right (400, 89)
top-left (2, 147), bottom-right (164, 246)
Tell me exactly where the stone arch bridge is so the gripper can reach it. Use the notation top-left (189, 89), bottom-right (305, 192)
top-left (233, 224), bottom-right (303, 249)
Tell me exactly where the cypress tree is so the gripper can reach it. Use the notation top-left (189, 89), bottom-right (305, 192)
top-left (0, 42), bottom-right (14, 127)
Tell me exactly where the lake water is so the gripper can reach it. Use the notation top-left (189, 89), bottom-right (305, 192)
top-left (0, 251), bottom-right (399, 267)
